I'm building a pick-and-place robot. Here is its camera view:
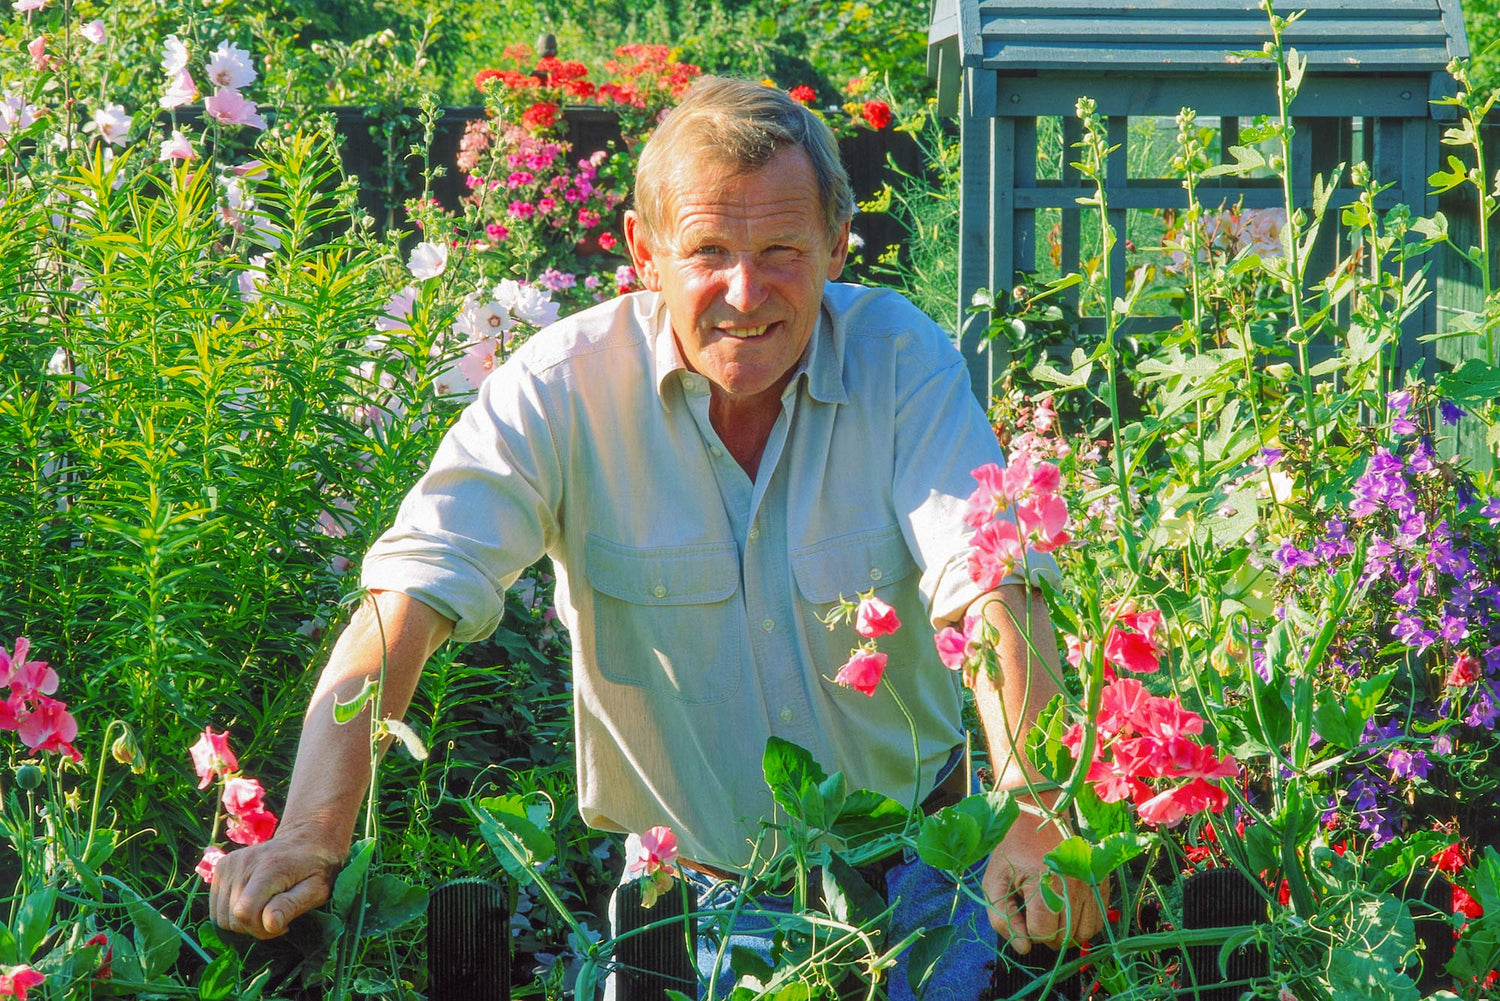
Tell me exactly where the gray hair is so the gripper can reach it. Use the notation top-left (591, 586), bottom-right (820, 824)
top-left (632, 76), bottom-right (854, 247)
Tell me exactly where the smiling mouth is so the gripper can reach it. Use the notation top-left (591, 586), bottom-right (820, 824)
top-left (720, 323), bottom-right (771, 339)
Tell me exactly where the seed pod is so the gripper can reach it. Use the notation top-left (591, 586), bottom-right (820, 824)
top-left (15, 764), bottom-right (43, 790)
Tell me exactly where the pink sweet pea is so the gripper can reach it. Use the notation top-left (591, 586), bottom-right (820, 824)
top-left (221, 776), bottom-right (266, 817)
top-left (18, 697), bottom-right (82, 762)
top-left (1447, 652), bottom-right (1482, 689)
top-left (1, 637), bottom-right (59, 698)
top-left (834, 649), bottom-right (887, 696)
top-left (0, 965), bottom-right (44, 1000)
top-left (854, 595), bottom-right (900, 638)
top-left (966, 519), bottom-right (1024, 590)
top-left (196, 845), bottom-right (226, 883)
top-left (934, 626), bottom-right (968, 670)
top-left (1102, 607), bottom-right (1165, 674)
top-left (625, 825), bottom-right (679, 878)
top-left (226, 808), bottom-right (278, 846)
top-left (189, 726), bottom-right (238, 788)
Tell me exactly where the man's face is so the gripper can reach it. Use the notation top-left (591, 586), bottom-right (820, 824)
top-left (625, 147), bottom-right (849, 408)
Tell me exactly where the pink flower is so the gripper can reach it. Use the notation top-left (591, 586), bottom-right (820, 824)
top-left (1447, 652), bottom-right (1482, 689)
top-left (26, 36), bottom-right (48, 72)
top-left (205, 40), bottom-right (256, 89)
top-left (196, 846), bottom-right (226, 883)
top-left (85, 103), bottom-right (131, 146)
top-left (1102, 607), bottom-right (1165, 674)
top-left (80, 20), bottom-right (106, 44)
top-left (0, 965), bottom-right (44, 1000)
top-left (12, 0), bottom-right (47, 11)
top-left (18, 697), bottom-right (82, 762)
top-left (221, 776), bottom-right (266, 817)
top-left (158, 130), bottom-right (195, 162)
top-left (598, 232), bottom-right (618, 251)
top-left (159, 68), bottom-right (199, 110)
top-left (934, 626), bottom-right (968, 670)
top-left (189, 726), bottom-right (238, 789)
top-left (508, 200), bottom-right (535, 219)
top-left (226, 808), bottom-right (278, 846)
top-left (966, 519), bottom-right (1024, 590)
top-left (625, 825), bottom-right (679, 878)
top-left (854, 595), bottom-right (901, 638)
top-left (1136, 778), bottom-right (1229, 827)
top-left (204, 88), bottom-right (267, 130)
top-left (406, 240), bottom-right (447, 280)
top-left (834, 649), bottom-right (887, 696)
top-left (1, 637), bottom-right (59, 698)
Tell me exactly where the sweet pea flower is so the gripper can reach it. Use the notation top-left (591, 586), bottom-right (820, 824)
top-left (205, 40), bottom-right (256, 89)
top-left (18, 696), bottom-right (82, 762)
top-left (834, 649), bottom-right (887, 696)
top-left (1102, 606), bottom-right (1165, 674)
top-left (1, 637), bottom-right (58, 698)
top-left (1447, 652), bottom-right (1483, 689)
top-left (204, 88), bottom-right (266, 130)
top-left (221, 776), bottom-right (267, 817)
top-left (27, 36), bottom-right (49, 73)
top-left (189, 726), bottom-right (238, 789)
top-left (196, 846), bottom-right (227, 883)
top-left (854, 595), bottom-right (900, 638)
top-left (407, 241), bottom-right (448, 280)
top-left (625, 825), bottom-right (679, 908)
top-left (80, 20), bottom-right (106, 44)
top-left (226, 808), bottom-right (278, 845)
top-left (0, 966), bottom-right (44, 1000)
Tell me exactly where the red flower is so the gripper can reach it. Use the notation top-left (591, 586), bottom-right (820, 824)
top-left (474, 68), bottom-right (504, 91)
top-left (861, 100), bottom-right (892, 130)
top-left (789, 85), bottom-right (816, 105)
top-left (598, 232), bottom-right (618, 251)
top-left (520, 101), bottom-right (558, 132)
top-left (854, 595), bottom-right (901, 639)
top-left (221, 776), bottom-right (267, 818)
top-left (1446, 653), bottom-right (1482, 689)
top-left (196, 845), bottom-right (226, 883)
top-left (189, 727), bottom-right (238, 789)
top-left (226, 808), bottom-right (278, 846)
top-left (18, 696), bottom-right (82, 763)
top-left (1432, 841), bottom-right (1469, 874)
top-left (834, 650), bottom-right (887, 696)
top-left (1454, 884), bottom-right (1484, 919)
top-left (85, 932), bottom-right (113, 980)
top-left (1103, 607), bottom-right (1165, 674)
top-left (0, 965), bottom-right (44, 1000)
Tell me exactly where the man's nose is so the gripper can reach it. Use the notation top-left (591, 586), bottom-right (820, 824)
top-left (722, 257), bottom-right (767, 313)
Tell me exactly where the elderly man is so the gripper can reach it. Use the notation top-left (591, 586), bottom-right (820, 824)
top-left (210, 76), bottom-right (1104, 996)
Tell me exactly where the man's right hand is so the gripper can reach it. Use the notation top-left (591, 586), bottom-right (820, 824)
top-left (209, 829), bottom-right (345, 939)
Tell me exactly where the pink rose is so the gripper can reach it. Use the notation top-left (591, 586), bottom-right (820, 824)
top-left (834, 650), bottom-right (887, 696)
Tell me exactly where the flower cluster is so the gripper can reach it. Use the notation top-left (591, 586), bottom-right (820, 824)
top-left (159, 36), bottom-right (266, 135)
top-left (0, 637), bottom-right (82, 763)
top-left (963, 455), bottom-right (1071, 592)
top-left (1065, 602), bottom-right (1167, 678)
top-left (1063, 676), bottom-right (1239, 826)
top-left (830, 594), bottom-right (902, 696)
top-left (624, 824), bottom-right (679, 908)
top-left (474, 43), bottom-right (701, 118)
top-left (1162, 206), bottom-right (1286, 273)
top-left (190, 726), bottom-right (279, 881)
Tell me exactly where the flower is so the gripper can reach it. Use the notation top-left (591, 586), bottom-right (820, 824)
top-left (221, 776), bottom-right (267, 816)
top-left (598, 231), bottom-right (618, 251)
top-left (834, 649), bottom-right (887, 696)
top-left (189, 726), bottom-right (238, 789)
top-left (226, 808), bottom-right (278, 845)
top-left (85, 931), bottom-right (113, 980)
top-left (18, 697), bottom-right (82, 762)
top-left (407, 241), bottom-right (448, 280)
top-left (861, 100), bottom-right (892, 130)
top-left (12, 0), bottom-right (47, 10)
top-left (1102, 606), bottom-right (1165, 674)
top-left (80, 20), bottom-right (106, 44)
top-left (204, 88), bottom-right (266, 130)
top-left (625, 826), bottom-right (679, 908)
top-left (789, 85), bottom-right (816, 104)
top-left (0, 966), bottom-right (44, 1000)
top-left (27, 36), bottom-right (49, 73)
top-left (196, 846), bottom-right (226, 883)
top-left (493, 278), bottom-right (559, 327)
top-left (161, 35), bottom-right (189, 74)
top-left (205, 40), bottom-right (256, 89)
top-left (374, 287), bottom-right (417, 335)
top-left (158, 130), bottom-right (196, 162)
top-left (1432, 841), bottom-right (1469, 874)
top-left (854, 595), bottom-right (901, 638)
top-left (1, 637), bottom-right (58, 698)
top-left (521, 101), bottom-right (558, 131)
top-left (84, 104), bottom-right (132, 146)
top-left (1454, 884), bottom-right (1484, 919)
top-left (1447, 652), bottom-right (1483, 689)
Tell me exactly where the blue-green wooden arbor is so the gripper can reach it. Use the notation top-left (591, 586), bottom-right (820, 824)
top-left (928, 0), bottom-right (1471, 397)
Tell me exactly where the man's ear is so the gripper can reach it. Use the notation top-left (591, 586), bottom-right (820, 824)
top-left (826, 219), bottom-right (851, 282)
top-left (623, 211), bottom-right (662, 292)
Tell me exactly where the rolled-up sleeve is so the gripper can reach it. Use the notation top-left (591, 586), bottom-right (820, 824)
top-left (892, 349), bottom-right (1060, 629)
top-left (360, 356), bottom-right (563, 643)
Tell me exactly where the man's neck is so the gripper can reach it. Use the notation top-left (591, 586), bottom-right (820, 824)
top-left (708, 382), bottom-right (789, 480)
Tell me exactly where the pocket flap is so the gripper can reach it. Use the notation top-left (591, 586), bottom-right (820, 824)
top-left (790, 524), bottom-right (917, 604)
top-left (585, 535), bottom-right (739, 605)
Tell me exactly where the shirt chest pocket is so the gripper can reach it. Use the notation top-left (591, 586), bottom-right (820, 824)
top-left (790, 525), bottom-right (920, 666)
top-left (584, 535), bottom-right (745, 705)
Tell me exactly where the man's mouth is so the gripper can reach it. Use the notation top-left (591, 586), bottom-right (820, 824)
top-left (720, 323), bottom-right (771, 339)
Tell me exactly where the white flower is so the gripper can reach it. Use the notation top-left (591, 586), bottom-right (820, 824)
top-left (452, 298), bottom-right (513, 339)
top-left (493, 278), bottom-right (559, 327)
top-left (84, 103), bottom-right (132, 147)
top-left (0, 89), bottom-right (40, 141)
top-left (237, 253), bottom-right (270, 302)
top-left (160, 68), bottom-right (199, 110)
top-left (158, 129), bottom-right (195, 162)
top-left (847, 231), bottom-right (865, 251)
top-left (13, 0), bottom-right (49, 12)
top-left (80, 20), bottom-right (105, 45)
top-left (407, 241), bottom-right (448, 280)
top-left (161, 36), bottom-right (189, 74)
top-left (205, 41), bottom-right (257, 90)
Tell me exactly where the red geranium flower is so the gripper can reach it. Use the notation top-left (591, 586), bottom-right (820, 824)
top-left (789, 85), bottom-right (816, 105)
top-left (520, 101), bottom-right (558, 132)
top-left (861, 100), bottom-right (892, 130)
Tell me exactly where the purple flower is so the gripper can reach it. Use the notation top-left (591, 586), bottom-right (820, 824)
top-left (1393, 612), bottom-right (1438, 652)
top-left (1440, 400), bottom-right (1466, 425)
top-left (537, 268), bottom-right (577, 292)
top-left (1252, 447), bottom-right (1284, 468)
top-left (1387, 748), bottom-right (1431, 780)
top-left (1433, 732), bottom-right (1455, 756)
top-left (1275, 540), bottom-right (1318, 574)
top-left (1482, 498), bottom-right (1500, 527)
top-left (1466, 688), bottom-right (1498, 730)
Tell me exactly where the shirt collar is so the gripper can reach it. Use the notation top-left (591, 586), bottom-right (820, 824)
top-left (651, 285), bottom-right (849, 408)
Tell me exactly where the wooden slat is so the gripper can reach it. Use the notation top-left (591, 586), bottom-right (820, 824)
top-left (976, 43), bottom-right (1453, 72)
top-left (959, 103), bottom-right (994, 398)
top-left (977, 0), bottom-right (1440, 15)
top-left (979, 18), bottom-right (1448, 44)
top-left (989, 116), bottom-right (1018, 389)
top-left (996, 72), bottom-right (1430, 118)
top-left (1010, 184), bottom-right (1390, 211)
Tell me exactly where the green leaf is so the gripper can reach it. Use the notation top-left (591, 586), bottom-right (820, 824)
top-left (763, 736), bottom-right (830, 824)
top-left (1045, 836), bottom-right (1093, 881)
top-left (122, 887), bottom-right (182, 980)
top-left (829, 789), bottom-right (909, 845)
top-left (358, 874), bottom-right (428, 936)
top-left (198, 949), bottom-right (242, 1001)
top-left (1090, 831), bottom-right (1149, 881)
top-left (332, 678), bottom-right (379, 724)
top-left (1428, 154), bottom-right (1471, 195)
top-left (730, 944), bottom-right (774, 982)
top-left (819, 853), bottom-right (888, 932)
top-left (1437, 357), bottom-right (1500, 409)
top-left (915, 791), bottom-right (1016, 874)
top-left (905, 924), bottom-right (955, 996)
top-left (1201, 144), bottom-right (1267, 179)
top-left (469, 796), bottom-right (555, 884)
top-left (15, 886), bottom-right (55, 962)
top-left (332, 837), bottom-right (376, 921)
top-left (0, 924), bottom-right (17, 966)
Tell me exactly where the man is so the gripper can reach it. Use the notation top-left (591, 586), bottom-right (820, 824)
top-left (210, 76), bottom-right (1105, 996)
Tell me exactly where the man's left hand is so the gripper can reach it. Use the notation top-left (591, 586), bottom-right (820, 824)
top-left (982, 805), bottom-right (1109, 954)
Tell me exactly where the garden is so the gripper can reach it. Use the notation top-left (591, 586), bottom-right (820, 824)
top-left (2, 0), bottom-right (1500, 998)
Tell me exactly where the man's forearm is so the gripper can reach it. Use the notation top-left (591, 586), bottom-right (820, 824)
top-left (965, 584), bottom-right (1065, 796)
top-left (278, 590), bottom-right (453, 849)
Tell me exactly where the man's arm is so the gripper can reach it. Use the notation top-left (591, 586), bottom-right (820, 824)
top-left (209, 590), bottom-right (453, 939)
top-left (964, 583), bottom-right (1108, 954)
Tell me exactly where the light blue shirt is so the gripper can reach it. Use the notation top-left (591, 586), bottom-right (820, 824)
top-left (361, 283), bottom-right (1057, 867)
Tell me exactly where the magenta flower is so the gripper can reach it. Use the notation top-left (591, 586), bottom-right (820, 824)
top-left (854, 595), bottom-right (901, 639)
top-left (226, 808), bottom-right (278, 846)
top-left (625, 825), bottom-right (679, 908)
top-left (0, 965), bottom-right (44, 1000)
top-left (196, 846), bottom-right (226, 883)
top-left (1, 638), bottom-right (58, 699)
top-left (18, 697), bottom-right (82, 762)
top-left (189, 726), bottom-right (238, 789)
top-left (834, 649), bottom-right (887, 696)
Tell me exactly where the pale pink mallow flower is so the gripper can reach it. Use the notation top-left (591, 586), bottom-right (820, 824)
top-left (160, 69), bottom-right (199, 111)
top-left (161, 35), bottom-right (189, 75)
top-left (205, 40), bottom-right (257, 89)
top-left (80, 20), bottom-right (106, 44)
top-left (84, 103), bottom-right (131, 146)
top-left (854, 595), bottom-right (901, 639)
top-left (158, 129), bottom-right (195, 162)
top-left (27, 36), bottom-right (49, 72)
top-left (406, 241), bottom-right (448, 280)
top-left (13, 0), bottom-right (49, 11)
top-left (204, 88), bottom-right (266, 130)
top-left (188, 726), bottom-right (238, 789)
top-left (0, 91), bottom-right (40, 142)
top-left (196, 846), bottom-right (226, 883)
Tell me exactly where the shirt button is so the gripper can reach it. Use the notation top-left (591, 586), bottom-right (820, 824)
top-left (869, 568), bottom-right (883, 582)
top-left (748, 525), bottom-right (760, 542)
top-left (683, 375), bottom-right (698, 392)
top-left (710, 445), bottom-right (724, 458)
top-left (761, 617), bottom-right (775, 633)
top-left (652, 584), bottom-right (667, 598)
top-left (779, 706), bottom-right (794, 722)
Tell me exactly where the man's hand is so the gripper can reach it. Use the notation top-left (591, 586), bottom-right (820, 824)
top-left (982, 805), bottom-right (1108, 954)
top-left (209, 827), bottom-right (345, 939)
